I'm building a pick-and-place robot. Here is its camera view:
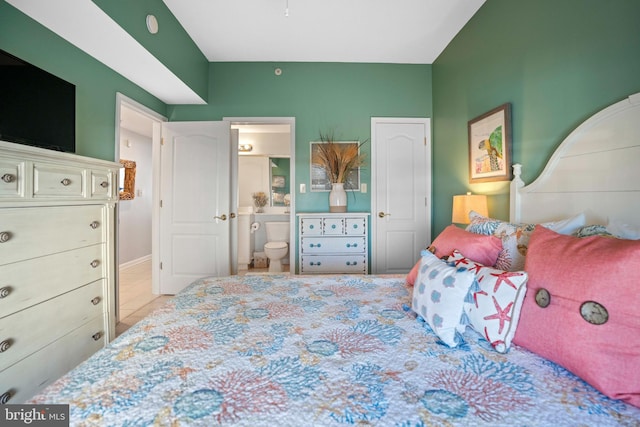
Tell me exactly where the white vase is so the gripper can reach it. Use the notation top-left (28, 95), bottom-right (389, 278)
top-left (329, 182), bottom-right (347, 213)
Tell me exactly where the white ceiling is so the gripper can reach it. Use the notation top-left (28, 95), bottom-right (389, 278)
top-left (163, 0), bottom-right (485, 64)
top-left (7, 0), bottom-right (485, 104)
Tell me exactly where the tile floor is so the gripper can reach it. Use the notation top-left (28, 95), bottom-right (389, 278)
top-left (116, 259), bottom-right (171, 336)
top-left (116, 260), bottom-right (290, 336)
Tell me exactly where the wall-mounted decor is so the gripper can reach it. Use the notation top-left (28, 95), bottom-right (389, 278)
top-left (310, 141), bottom-right (362, 191)
top-left (119, 159), bottom-right (136, 200)
top-left (468, 103), bottom-right (512, 183)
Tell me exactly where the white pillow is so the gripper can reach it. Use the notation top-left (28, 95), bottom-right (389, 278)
top-left (412, 250), bottom-right (476, 347)
top-left (541, 212), bottom-right (586, 235)
top-left (449, 250), bottom-right (528, 353)
top-left (606, 219), bottom-right (640, 240)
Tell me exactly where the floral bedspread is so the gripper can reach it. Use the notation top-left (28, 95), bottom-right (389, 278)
top-left (31, 274), bottom-right (640, 426)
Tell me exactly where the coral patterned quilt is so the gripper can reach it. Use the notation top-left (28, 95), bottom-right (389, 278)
top-left (30, 274), bottom-right (640, 426)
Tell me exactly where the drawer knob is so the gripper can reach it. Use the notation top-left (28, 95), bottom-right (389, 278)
top-left (0, 231), bottom-right (11, 243)
top-left (310, 243), bottom-right (322, 248)
top-left (91, 296), bottom-right (101, 305)
top-left (90, 221), bottom-right (100, 229)
top-left (310, 261), bottom-right (322, 266)
top-left (346, 261), bottom-right (358, 266)
top-left (60, 178), bottom-right (72, 186)
top-left (90, 259), bottom-right (100, 268)
top-left (0, 391), bottom-right (12, 404)
top-left (0, 287), bottom-right (10, 298)
top-left (346, 243), bottom-right (358, 248)
top-left (0, 339), bottom-right (11, 353)
top-left (92, 331), bottom-right (103, 341)
top-left (1, 173), bottom-right (15, 183)
top-left (100, 180), bottom-right (109, 188)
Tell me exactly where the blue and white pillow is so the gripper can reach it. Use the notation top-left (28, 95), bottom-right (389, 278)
top-left (411, 250), bottom-right (476, 347)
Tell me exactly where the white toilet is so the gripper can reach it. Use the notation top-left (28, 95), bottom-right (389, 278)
top-left (264, 222), bottom-right (290, 272)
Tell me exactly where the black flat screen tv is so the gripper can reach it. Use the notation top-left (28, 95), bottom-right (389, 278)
top-left (0, 49), bottom-right (75, 153)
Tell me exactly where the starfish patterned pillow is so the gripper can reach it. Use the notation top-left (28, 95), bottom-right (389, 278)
top-left (448, 249), bottom-right (528, 353)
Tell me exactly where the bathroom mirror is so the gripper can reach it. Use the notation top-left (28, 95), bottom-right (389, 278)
top-left (119, 159), bottom-right (136, 200)
top-left (235, 124), bottom-right (291, 209)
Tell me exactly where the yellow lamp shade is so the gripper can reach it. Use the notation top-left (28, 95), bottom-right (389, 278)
top-left (452, 193), bottom-right (488, 224)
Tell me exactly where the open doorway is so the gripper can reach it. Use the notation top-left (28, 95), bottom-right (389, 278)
top-left (115, 94), bottom-right (167, 334)
top-left (227, 117), bottom-right (296, 274)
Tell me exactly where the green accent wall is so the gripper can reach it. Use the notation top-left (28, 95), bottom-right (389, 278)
top-left (92, 0), bottom-right (209, 102)
top-left (0, 2), bottom-right (167, 161)
top-left (432, 0), bottom-right (640, 235)
top-left (170, 62), bottom-right (433, 213)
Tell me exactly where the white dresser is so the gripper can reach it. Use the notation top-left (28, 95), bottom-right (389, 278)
top-left (298, 213), bottom-right (369, 274)
top-left (0, 140), bottom-right (119, 404)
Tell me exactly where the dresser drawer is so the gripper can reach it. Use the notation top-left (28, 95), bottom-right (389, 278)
top-left (0, 279), bottom-right (104, 369)
top-left (344, 217), bottom-right (367, 235)
top-left (300, 218), bottom-right (323, 236)
top-left (0, 315), bottom-right (104, 404)
top-left (322, 218), bottom-right (344, 235)
top-left (0, 205), bottom-right (105, 265)
top-left (301, 236), bottom-right (366, 254)
top-left (0, 244), bottom-right (104, 318)
top-left (91, 170), bottom-right (114, 198)
top-left (33, 163), bottom-right (85, 197)
top-left (0, 158), bottom-right (25, 198)
top-left (301, 255), bottom-right (367, 274)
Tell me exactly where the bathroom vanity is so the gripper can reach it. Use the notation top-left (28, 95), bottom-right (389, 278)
top-left (297, 213), bottom-right (369, 274)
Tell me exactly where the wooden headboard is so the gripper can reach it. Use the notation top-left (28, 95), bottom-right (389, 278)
top-left (510, 92), bottom-right (640, 229)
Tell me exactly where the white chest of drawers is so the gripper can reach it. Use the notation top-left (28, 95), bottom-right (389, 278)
top-left (298, 213), bottom-right (369, 274)
top-left (0, 140), bottom-right (119, 404)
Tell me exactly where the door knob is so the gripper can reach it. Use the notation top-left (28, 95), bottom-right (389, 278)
top-left (214, 214), bottom-right (227, 221)
top-left (378, 211), bottom-right (390, 218)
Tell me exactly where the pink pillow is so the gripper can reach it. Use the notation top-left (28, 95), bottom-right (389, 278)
top-left (513, 226), bottom-right (640, 408)
top-left (431, 225), bottom-right (502, 266)
top-left (406, 226), bottom-right (502, 286)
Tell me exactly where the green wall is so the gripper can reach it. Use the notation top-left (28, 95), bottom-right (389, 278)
top-left (93, 0), bottom-right (209, 102)
top-left (170, 62), bottom-right (432, 213)
top-left (0, 2), bottom-right (168, 161)
top-left (432, 0), bottom-right (640, 235)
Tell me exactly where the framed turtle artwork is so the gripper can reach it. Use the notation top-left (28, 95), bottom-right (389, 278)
top-left (468, 103), bottom-right (512, 183)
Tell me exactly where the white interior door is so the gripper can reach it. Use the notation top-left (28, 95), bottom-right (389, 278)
top-left (371, 118), bottom-right (431, 274)
top-left (158, 121), bottom-right (231, 294)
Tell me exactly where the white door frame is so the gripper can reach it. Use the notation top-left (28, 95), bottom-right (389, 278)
top-left (370, 117), bottom-right (431, 273)
top-left (114, 93), bottom-right (167, 316)
top-left (224, 117), bottom-right (296, 270)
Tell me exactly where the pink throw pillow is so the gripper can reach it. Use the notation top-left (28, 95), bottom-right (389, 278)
top-left (431, 225), bottom-right (502, 266)
top-left (513, 226), bottom-right (640, 408)
top-left (406, 225), bottom-right (502, 286)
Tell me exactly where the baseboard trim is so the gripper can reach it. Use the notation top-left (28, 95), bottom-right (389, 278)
top-left (119, 254), bottom-right (152, 271)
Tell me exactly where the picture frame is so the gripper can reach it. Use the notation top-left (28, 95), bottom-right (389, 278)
top-left (310, 141), bottom-right (361, 191)
top-left (468, 103), bottom-right (512, 183)
top-left (272, 175), bottom-right (285, 188)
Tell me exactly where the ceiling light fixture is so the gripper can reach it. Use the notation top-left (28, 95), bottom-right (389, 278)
top-left (239, 143), bottom-right (253, 152)
top-left (146, 15), bottom-right (159, 34)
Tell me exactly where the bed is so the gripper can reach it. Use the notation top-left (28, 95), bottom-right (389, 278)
top-left (29, 94), bottom-right (640, 426)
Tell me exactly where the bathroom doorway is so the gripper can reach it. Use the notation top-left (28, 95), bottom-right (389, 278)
top-left (227, 117), bottom-right (296, 273)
